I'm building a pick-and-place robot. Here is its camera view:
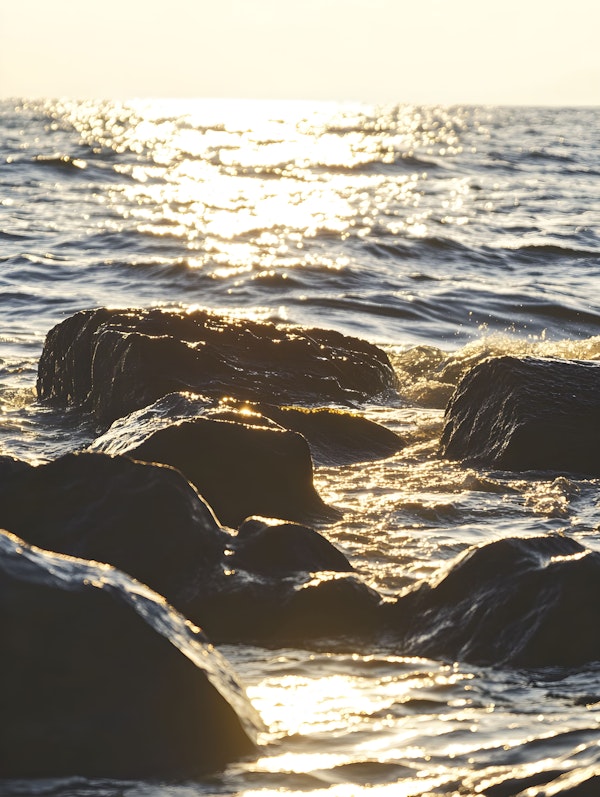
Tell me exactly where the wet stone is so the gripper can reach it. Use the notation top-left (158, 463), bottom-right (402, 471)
top-left (0, 530), bottom-right (259, 778)
top-left (440, 355), bottom-right (600, 475)
top-left (387, 535), bottom-right (600, 667)
top-left (37, 306), bottom-right (399, 426)
top-left (89, 412), bottom-right (338, 528)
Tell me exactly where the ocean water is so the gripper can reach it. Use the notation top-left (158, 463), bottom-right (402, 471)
top-left (2, 98), bottom-right (600, 796)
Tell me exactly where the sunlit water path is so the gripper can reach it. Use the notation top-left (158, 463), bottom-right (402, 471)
top-left (1, 99), bottom-right (600, 796)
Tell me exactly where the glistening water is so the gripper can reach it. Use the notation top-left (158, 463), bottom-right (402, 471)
top-left (2, 99), bottom-right (600, 796)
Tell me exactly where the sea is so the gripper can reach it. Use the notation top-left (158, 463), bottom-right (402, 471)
top-left (2, 98), bottom-right (600, 796)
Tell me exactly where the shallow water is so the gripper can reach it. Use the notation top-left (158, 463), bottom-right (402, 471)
top-left (2, 99), bottom-right (600, 795)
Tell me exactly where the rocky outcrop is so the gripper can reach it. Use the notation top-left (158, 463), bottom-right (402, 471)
top-left (3, 452), bottom-right (600, 666)
top-left (387, 535), bottom-right (600, 667)
top-left (89, 412), bottom-right (337, 528)
top-left (0, 452), bottom-right (359, 646)
top-left (37, 307), bottom-right (399, 426)
top-left (440, 356), bottom-right (600, 474)
top-left (0, 530), bottom-right (260, 778)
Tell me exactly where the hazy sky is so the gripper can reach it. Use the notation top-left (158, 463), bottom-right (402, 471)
top-left (1, 0), bottom-right (599, 105)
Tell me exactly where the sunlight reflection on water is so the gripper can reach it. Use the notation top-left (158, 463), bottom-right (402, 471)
top-left (3, 100), bottom-right (600, 796)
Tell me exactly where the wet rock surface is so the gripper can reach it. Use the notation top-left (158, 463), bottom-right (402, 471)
top-left (90, 412), bottom-right (337, 528)
top-left (8, 312), bottom-right (600, 719)
top-left (37, 307), bottom-right (399, 425)
top-left (387, 535), bottom-right (600, 668)
top-left (0, 452), bottom-right (356, 646)
top-left (254, 404), bottom-right (405, 466)
top-left (0, 452), bottom-right (225, 607)
top-left (0, 530), bottom-right (259, 778)
top-left (440, 355), bottom-right (600, 474)
top-left (3, 451), bottom-right (600, 666)
top-left (232, 516), bottom-right (353, 576)
top-left (90, 389), bottom-right (404, 466)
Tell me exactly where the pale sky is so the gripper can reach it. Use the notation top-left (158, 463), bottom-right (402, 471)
top-left (1, 0), bottom-right (599, 105)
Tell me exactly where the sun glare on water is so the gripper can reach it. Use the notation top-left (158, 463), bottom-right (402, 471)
top-left (46, 98), bottom-right (451, 295)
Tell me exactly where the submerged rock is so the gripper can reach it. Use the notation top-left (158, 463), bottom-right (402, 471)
top-left (37, 307), bottom-right (398, 425)
top-left (90, 412), bottom-right (337, 528)
top-left (440, 356), bottom-right (600, 474)
top-left (389, 535), bottom-right (600, 667)
top-left (0, 530), bottom-right (260, 778)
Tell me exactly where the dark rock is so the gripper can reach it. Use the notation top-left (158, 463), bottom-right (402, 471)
top-left (254, 404), bottom-right (404, 466)
top-left (0, 451), bottom-right (364, 647)
top-left (37, 307), bottom-right (399, 426)
top-left (440, 356), bottom-right (600, 474)
top-left (164, 516), bottom-right (358, 645)
top-left (388, 535), bottom-right (600, 667)
top-left (90, 413), bottom-right (338, 528)
top-left (189, 397), bottom-right (405, 466)
top-left (232, 516), bottom-right (353, 576)
top-left (91, 388), bottom-right (403, 468)
top-left (282, 573), bottom-right (383, 641)
top-left (0, 451), bottom-right (226, 607)
top-left (0, 455), bottom-right (33, 480)
top-left (0, 530), bottom-right (259, 778)
top-left (189, 571), bottom-right (382, 646)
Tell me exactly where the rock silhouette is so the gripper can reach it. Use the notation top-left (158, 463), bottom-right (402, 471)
top-left (0, 530), bottom-right (259, 778)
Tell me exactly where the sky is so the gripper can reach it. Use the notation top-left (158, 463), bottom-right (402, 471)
top-left (1, 0), bottom-right (599, 105)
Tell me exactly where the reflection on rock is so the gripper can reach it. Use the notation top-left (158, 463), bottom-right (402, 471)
top-left (389, 535), bottom-right (600, 667)
top-left (90, 411), bottom-right (338, 528)
top-left (440, 356), bottom-right (600, 474)
top-left (255, 404), bottom-right (404, 466)
top-left (37, 307), bottom-right (399, 425)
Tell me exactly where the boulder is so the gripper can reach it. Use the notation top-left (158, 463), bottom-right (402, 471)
top-left (231, 515), bottom-right (353, 576)
top-left (37, 307), bottom-right (399, 426)
top-left (0, 530), bottom-right (260, 778)
top-left (440, 356), bottom-right (600, 474)
top-left (282, 572), bottom-right (383, 642)
top-left (166, 516), bottom-right (358, 644)
top-left (188, 397), bottom-right (405, 466)
top-left (0, 451), bottom-right (226, 607)
top-left (188, 571), bottom-right (382, 646)
top-left (90, 389), bottom-right (404, 467)
top-left (90, 413), bottom-right (338, 528)
top-left (387, 535), bottom-right (600, 667)
top-left (0, 451), bottom-right (363, 646)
